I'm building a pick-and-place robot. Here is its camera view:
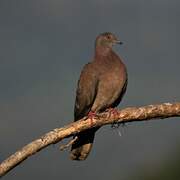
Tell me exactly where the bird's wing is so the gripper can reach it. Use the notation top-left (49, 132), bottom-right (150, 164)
top-left (74, 63), bottom-right (99, 121)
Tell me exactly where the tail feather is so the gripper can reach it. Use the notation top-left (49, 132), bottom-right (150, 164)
top-left (70, 130), bottom-right (95, 160)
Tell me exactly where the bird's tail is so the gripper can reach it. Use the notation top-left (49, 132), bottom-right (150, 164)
top-left (70, 129), bottom-right (96, 160)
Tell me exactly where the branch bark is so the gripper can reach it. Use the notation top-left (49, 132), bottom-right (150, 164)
top-left (0, 102), bottom-right (180, 177)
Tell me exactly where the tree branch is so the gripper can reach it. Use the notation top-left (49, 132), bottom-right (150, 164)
top-left (0, 102), bottom-right (180, 177)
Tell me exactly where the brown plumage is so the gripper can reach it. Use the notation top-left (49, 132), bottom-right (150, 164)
top-left (70, 32), bottom-right (128, 160)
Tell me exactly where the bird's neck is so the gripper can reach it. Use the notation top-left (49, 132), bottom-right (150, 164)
top-left (94, 46), bottom-right (112, 58)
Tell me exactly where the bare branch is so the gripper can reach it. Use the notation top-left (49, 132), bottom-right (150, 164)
top-left (60, 136), bottom-right (78, 151)
top-left (0, 102), bottom-right (180, 177)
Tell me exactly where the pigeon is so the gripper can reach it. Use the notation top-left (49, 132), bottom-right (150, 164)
top-left (70, 32), bottom-right (127, 160)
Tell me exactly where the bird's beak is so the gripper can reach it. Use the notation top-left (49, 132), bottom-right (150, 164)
top-left (113, 39), bottom-right (123, 45)
top-left (115, 40), bottom-right (123, 45)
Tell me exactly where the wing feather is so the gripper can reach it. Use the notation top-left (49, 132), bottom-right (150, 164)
top-left (74, 63), bottom-right (98, 121)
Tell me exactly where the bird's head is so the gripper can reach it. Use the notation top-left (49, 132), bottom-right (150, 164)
top-left (95, 32), bottom-right (122, 49)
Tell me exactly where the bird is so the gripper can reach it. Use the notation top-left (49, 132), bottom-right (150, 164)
top-left (70, 32), bottom-right (128, 160)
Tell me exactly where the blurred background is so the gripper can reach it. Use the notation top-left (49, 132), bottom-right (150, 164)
top-left (0, 0), bottom-right (180, 179)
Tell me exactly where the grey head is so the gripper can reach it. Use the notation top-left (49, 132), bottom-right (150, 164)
top-left (95, 32), bottom-right (123, 49)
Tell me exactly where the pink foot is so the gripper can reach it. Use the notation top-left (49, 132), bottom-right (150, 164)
top-left (106, 107), bottom-right (119, 118)
top-left (87, 111), bottom-right (97, 126)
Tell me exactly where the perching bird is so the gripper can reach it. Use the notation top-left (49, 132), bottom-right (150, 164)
top-left (70, 32), bottom-right (127, 160)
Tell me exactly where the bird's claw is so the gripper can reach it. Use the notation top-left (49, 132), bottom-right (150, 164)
top-left (87, 111), bottom-right (98, 126)
top-left (106, 107), bottom-right (119, 118)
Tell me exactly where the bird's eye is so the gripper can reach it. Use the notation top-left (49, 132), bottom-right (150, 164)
top-left (107, 35), bottom-right (111, 39)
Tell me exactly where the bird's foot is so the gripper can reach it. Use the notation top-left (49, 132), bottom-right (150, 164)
top-left (106, 107), bottom-right (119, 118)
top-left (87, 111), bottom-right (97, 126)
